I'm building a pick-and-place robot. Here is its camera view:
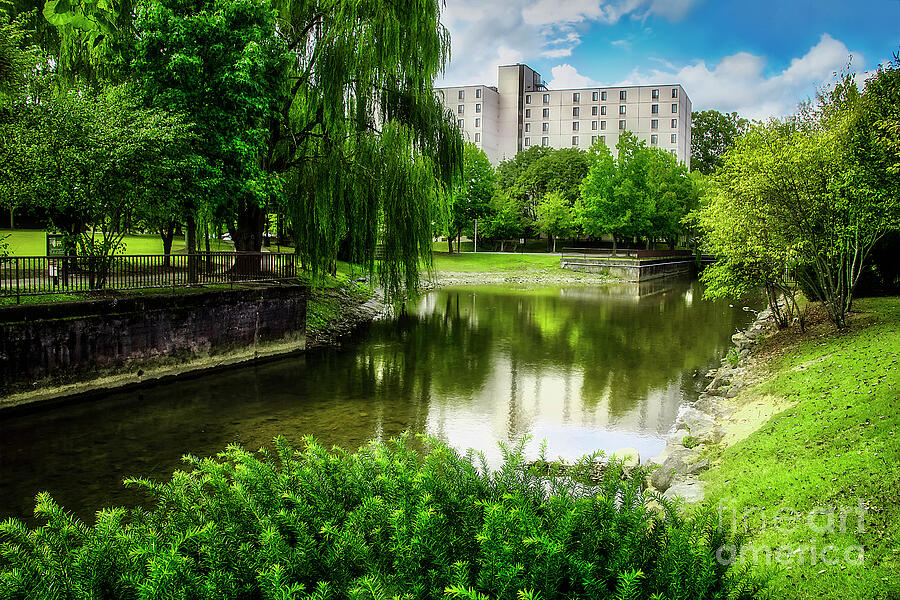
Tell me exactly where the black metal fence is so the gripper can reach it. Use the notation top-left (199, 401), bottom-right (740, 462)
top-left (0, 252), bottom-right (301, 302)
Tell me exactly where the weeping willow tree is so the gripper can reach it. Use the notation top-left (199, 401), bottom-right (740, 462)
top-left (40, 0), bottom-right (461, 298)
top-left (268, 0), bottom-right (462, 298)
top-left (129, 0), bottom-right (461, 298)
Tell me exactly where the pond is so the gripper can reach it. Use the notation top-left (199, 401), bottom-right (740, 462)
top-left (0, 279), bottom-right (756, 522)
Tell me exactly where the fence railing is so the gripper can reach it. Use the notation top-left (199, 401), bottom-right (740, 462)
top-left (0, 252), bottom-right (301, 302)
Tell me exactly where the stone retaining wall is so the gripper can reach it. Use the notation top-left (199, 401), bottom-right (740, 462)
top-left (0, 285), bottom-right (307, 396)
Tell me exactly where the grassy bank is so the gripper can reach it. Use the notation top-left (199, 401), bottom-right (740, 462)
top-left (701, 296), bottom-right (900, 599)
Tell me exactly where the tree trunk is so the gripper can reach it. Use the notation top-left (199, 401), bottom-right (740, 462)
top-left (159, 220), bottom-right (176, 268)
top-left (612, 236), bottom-right (617, 256)
top-left (552, 236), bottom-right (557, 253)
top-left (232, 202), bottom-right (266, 276)
top-left (204, 220), bottom-right (212, 276)
top-left (447, 236), bottom-right (453, 253)
top-left (500, 240), bottom-right (505, 252)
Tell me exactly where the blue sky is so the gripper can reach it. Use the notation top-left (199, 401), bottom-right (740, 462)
top-left (435, 0), bottom-right (900, 119)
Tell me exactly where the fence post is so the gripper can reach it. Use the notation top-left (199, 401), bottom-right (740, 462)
top-left (15, 257), bottom-right (20, 304)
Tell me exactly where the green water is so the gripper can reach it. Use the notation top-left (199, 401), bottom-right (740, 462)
top-left (0, 280), bottom-right (756, 522)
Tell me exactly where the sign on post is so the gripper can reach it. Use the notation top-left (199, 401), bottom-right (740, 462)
top-left (46, 233), bottom-right (67, 287)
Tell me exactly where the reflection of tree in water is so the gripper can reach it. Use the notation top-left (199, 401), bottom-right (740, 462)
top-left (372, 282), bottom-right (752, 423)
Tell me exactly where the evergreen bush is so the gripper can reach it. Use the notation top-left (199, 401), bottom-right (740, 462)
top-left (0, 435), bottom-right (767, 599)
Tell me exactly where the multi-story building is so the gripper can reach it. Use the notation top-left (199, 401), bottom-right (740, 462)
top-left (436, 64), bottom-right (691, 169)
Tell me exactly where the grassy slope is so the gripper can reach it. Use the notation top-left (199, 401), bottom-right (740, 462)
top-left (702, 297), bottom-right (900, 599)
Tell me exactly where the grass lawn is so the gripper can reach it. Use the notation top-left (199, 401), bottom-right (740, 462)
top-left (701, 296), bottom-right (900, 599)
top-left (0, 230), bottom-right (235, 256)
top-left (430, 251), bottom-right (561, 272)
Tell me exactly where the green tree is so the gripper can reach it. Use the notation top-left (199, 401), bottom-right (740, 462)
top-left (535, 190), bottom-right (575, 252)
top-left (690, 109), bottom-right (748, 175)
top-left (446, 142), bottom-right (495, 252)
top-left (127, 0), bottom-right (461, 298)
top-left (699, 71), bottom-right (900, 329)
top-left (496, 146), bottom-right (589, 237)
top-left (577, 132), bottom-right (653, 253)
top-left (481, 189), bottom-right (524, 251)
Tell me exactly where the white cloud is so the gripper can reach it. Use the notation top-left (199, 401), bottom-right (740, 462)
top-left (548, 64), bottom-right (601, 88)
top-left (435, 0), bottom-right (701, 87)
top-left (616, 34), bottom-right (864, 119)
top-left (611, 39), bottom-right (632, 50)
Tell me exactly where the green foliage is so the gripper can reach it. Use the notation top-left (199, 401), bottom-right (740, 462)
top-left (698, 68), bottom-right (900, 329)
top-left (535, 191), bottom-right (575, 252)
top-left (0, 15), bottom-right (37, 104)
top-left (578, 132), bottom-right (698, 250)
top-left (690, 110), bottom-right (749, 175)
top-left (681, 435), bottom-right (699, 450)
top-left (0, 435), bottom-right (766, 600)
top-left (495, 147), bottom-right (590, 237)
top-left (725, 348), bottom-right (740, 368)
top-left (481, 190), bottom-right (525, 250)
top-left (446, 143), bottom-right (495, 251)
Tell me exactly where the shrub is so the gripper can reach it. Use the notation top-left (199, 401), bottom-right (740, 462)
top-left (0, 435), bottom-right (767, 599)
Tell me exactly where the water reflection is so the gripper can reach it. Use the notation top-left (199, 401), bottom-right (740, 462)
top-left (0, 280), bottom-right (754, 522)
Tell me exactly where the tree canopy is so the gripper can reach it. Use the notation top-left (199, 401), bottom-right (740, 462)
top-left (690, 109), bottom-right (748, 175)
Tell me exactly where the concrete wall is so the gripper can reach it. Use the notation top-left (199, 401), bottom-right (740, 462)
top-left (561, 258), bottom-right (696, 282)
top-left (0, 286), bottom-right (307, 394)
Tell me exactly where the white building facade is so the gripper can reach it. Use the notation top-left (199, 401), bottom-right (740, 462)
top-left (436, 64), bottom-right (692, 169)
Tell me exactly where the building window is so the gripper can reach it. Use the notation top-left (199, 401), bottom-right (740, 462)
top-left (457, 105), bottom-right (464, 114)
top-left (476, 88), bottom-right (481, 99)
top-left (619, 105), bottom-right (626, 115)
top-left (652, 89), bottom-right (659, 99)
top-left (619, 120), bottom-right (626, 130)
top-left (671, 149), bottom-right (676, 156)
top-left (671, 103), bottom-right (678, 113)
top-left (591, 135), bottom-right (597, 144)
top-left (543, 93), bottom-right (550, 103)
top-left (542, 136), bottom-right (549, 146)
top-left (600, 135), bottom-right (605, 142)
top-left (671, 118), bottom-right (677, 128)
top-left (475, 118), bottom-right (481, 127)
top-left (573, 92), bottom-right (580, 102)
top-left (475, 132), bottom-right (481, 142)
top-left (672, 88), bottom-right (678, 98)
top-left (525, 123), bottom-right (531, 132)
top-left (542, 108), bottom-right (549, 118)
top-left (619, 90), bottom-right (626, 100)
top-left (651, 134), bottom-right (658, 145)
top-left (592, 91), bottom-right (599, 101)
top-left (651, 119), bottom-right (658, 129)
top-left (542, 122), bottom-right (549, 132)
top-left (457, 119), bottom-right (463, 128)
top-left (525, 94), bottom-right (532, 104)
top-left (601, 91), bottom-right (607, 101)
top-left (671, 133), bottom-right (677, 143)
top-left (601, 106), bottom-right (607, 115)
top-left (573, 121), bottom-right (579, 131)
top-left (525, 108), bottom-right (531, 118)
top-left (600, 120), bottom-right (606, 130)
top-left (524, 137), bottom-right (531, 147)
top-left (591, 106), bottom-right (598, 116)
top-left (651, 104), bottom-right (658, 114)
top-left (476, 103), bottom-right (482, 113)
top-left (592, 120), bottom-right (598, 130)
top-left (458, 90), bottom-right (464, 100)
top-left (573, 107), bottom-right (580, 117)
top-left (572, 136), bottom-right (579, 146)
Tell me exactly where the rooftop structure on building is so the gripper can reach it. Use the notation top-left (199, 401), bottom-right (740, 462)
top-left (435, 64), bottom-right (691, 168)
